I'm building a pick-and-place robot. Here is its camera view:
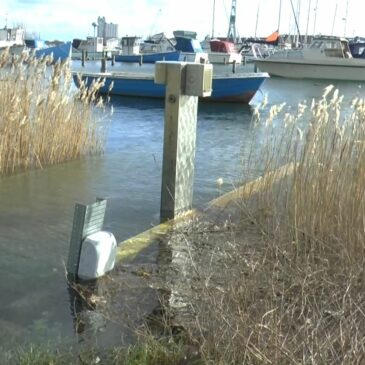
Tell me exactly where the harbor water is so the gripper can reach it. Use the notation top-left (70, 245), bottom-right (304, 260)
top-left (1, 60), bottom-right (365, 351)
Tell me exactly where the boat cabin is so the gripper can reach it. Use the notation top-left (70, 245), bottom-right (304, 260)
top-left (267, 36), bottom-right (353, 61)
top-left (349, 41), bottom-right (365, 59)
top-left (77, 36), bottom-right (104, 53)
top-left (141, 33), bottom-right (175, 53)
top-left (308, 37), bottom-right (352, 58)
top-left (25, 39), bottom-right (46, 49)
top-left (121, 36), bottom-right (142, 55)
top-left (173, 30), bottom-right (204, 53)
top-left (210, 39), bottom-right (236, 53)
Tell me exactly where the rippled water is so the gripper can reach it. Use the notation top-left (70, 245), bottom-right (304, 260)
top-left (1, 60), bottom-right (365, 350)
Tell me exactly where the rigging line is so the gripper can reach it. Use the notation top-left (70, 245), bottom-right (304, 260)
top-left (223, 0), bottom-right (229, 23)
top-left (289, 0), bottom-right (302, 42)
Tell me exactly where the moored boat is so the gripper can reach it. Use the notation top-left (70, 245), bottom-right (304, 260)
top-left (34, 42), bottom-right (72, 62)
top-left (208, 39), bottom-right (242, 64)
top-left (72, 66), bottom-right (269, 103)
top-left (115, 35), bottom-right (180, 63)
top-left (115, 50), bottom-right (181, 63)
top-left (173, 30), bottom-right (209, 63)
top-left (253, 36), bottom-right (365, 81)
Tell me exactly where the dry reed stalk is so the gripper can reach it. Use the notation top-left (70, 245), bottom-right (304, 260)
top-left (171, 87), bottom-right (365, 364)
top-left (0, 52), bottom-right (107, 176)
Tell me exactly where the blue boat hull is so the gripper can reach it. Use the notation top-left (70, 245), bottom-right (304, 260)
top-left (115, 51), bottom-right (181, 63)
top-left (35, 42), bottom-right (72, 62)
top-left (73, 71), bottom-right (268, 103)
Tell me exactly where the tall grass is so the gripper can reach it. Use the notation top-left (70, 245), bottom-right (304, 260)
top-left (172, 86), bottom-right (365, 364)
top-left (0, 50), bottom-right (106, 176)
top-left (2, 338), bottom-right (191, 365)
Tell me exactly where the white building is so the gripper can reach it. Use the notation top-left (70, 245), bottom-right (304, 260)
top-left (97, 17), bottom-right (118, 44)
top-left (0, 27), bottom-right (25, 48)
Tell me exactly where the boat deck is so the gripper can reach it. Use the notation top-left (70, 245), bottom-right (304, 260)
top-left (72, 70), bottom-right (269, 81)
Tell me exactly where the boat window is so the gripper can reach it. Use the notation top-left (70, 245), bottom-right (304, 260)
top-left (324, 41), bottom-right (338, 49)
top-left (287, 51), bottom-right (304, 59)
top-left (309, 41), bottom-right (323, 48)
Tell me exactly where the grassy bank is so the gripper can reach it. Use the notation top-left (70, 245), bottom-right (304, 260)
top-left (2, 338), bottom-right (196, 365)
top-left (0, 51), bottom-right (106, 176)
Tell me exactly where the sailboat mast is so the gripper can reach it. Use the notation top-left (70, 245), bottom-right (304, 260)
top-left (343, 0), bottom-right (349, 37)
top-left (312, 0), bottom-right (319, 35)
top-left (212, 0), bottom-right (216, 38)
top-left (277, 0), bottom-right (282, 32)
top-left (305, 0), bottom-right (312, 44)
top-left (331, 3), bottom-right (338, 36)
top-left (289, 0), bottom-right (301, 47)
top-left (255, 4), bottom-right (260, 38)
top-left (296, 0), bottom-right (301, 46)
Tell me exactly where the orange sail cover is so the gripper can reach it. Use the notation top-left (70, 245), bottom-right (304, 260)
top-left (266, 30), bottom-right (279, 42)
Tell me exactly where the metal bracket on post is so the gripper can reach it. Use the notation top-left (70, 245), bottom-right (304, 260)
top-left (155, 61), bottom-right (213, 221)
top-left (66, 198), bottom-right (107, 279)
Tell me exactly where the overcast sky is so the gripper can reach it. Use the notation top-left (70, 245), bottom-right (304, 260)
top-left (0, 0), bottom-right (363, 41)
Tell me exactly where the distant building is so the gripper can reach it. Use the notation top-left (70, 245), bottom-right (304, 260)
top-left (0, 26), bottom-right (25, 48)
top-left (97, 16), bottom-right (118, 45)
top-left (77, 36), bottom-right (104, 53)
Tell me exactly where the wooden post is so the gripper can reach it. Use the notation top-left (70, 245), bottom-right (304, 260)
top-left (139, 55), bottom-right (143, 66)
top-left (81, 50), bottom-right (85, 67)
top-left (155, 62), bottom-right (213, 221)
top-left (101, 57), bottom-right (107, 73)
top-left (111, 55), bottom-right (115, 66)
top-left (67, 198), bottom-right (107, 279)
top-left (232, 60), bottom-right (236, 73)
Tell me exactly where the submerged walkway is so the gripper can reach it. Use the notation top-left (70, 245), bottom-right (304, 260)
top-left (70, 165), bottom-right (292, 345)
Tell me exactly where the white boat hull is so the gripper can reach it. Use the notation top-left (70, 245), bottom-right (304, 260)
top-left (180, 52), bottom-right (209, 63)
top-left (254, 59), bottom-right (365, 81)
top-left (207, 52), bottom-right (242, 64)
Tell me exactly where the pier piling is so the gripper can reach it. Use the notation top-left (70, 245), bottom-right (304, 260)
top-left (101, 57), bottom-right (107, 73)
top-left (81, 50), bottom-right (85, 67)
top-left (232, 60), bottom-right (236, 73)
top-left (155, 61), bottom-right (213, 221)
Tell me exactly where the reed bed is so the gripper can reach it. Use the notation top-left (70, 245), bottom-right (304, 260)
top-left (0, 50), bottom-right (106, 176)
top-left (173, 86), bottom-right (365, 364)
